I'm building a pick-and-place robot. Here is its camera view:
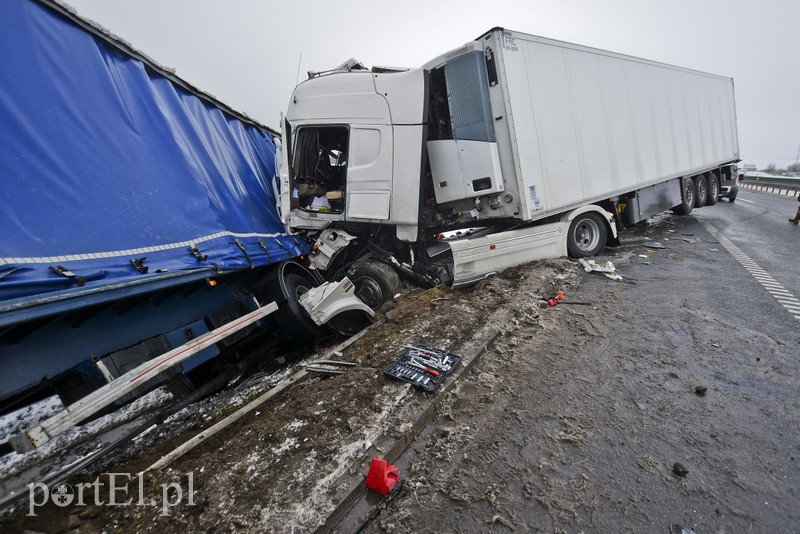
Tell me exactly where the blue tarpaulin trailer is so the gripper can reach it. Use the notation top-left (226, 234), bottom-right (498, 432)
top-left (0, 0), bottom-right (310, 408)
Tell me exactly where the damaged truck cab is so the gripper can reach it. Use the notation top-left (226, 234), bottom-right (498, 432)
top-left (280, 60), bottom-right (427, 243)
top-left (279, 28), bottom-right (739, 305)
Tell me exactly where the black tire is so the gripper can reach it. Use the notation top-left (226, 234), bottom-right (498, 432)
top-left (328, 311), bottom-right (374, 337)
top-left (350, 260), bottom-right (401, 310)
top-left (274, 272), bottom-right (328, 342)
top-left (166, 373), bottom-right (199, 399)
top-left (672, 177), bottom-right (695, 215)
top-left (566, 212), bottom-right (607, 258)
top-left (694, 175), bottom-right (708, 208)
top-left (706, 174), bottom-right (719, 206)
top-left (728, 193), bottom-right (737, 203)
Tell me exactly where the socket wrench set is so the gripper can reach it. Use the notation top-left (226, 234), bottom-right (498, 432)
top-left (383, 345), bottom-right (462, 392)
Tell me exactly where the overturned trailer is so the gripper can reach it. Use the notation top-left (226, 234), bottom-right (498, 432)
top-left (1, 0), bottom-right (372, 451)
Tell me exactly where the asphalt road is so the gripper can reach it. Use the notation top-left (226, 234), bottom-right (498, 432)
top-left (696, 189), bottom-right (800, 306)
top-left (348, 194), bottom-right (800, 533)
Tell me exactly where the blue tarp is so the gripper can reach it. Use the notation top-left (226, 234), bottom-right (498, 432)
top-left (0, 0), bottom-right (306, 304)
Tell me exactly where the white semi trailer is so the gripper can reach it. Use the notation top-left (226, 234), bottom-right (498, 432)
top-left (278, 27), bottom-right (739, 306)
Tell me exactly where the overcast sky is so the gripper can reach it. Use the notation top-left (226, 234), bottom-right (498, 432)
top-left (66, 0), bottom-right (799, 170)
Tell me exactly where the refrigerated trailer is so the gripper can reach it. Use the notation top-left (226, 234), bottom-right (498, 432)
top-left (279, 27), bottom-right (740, 296)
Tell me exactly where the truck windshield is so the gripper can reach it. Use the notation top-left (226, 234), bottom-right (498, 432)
top-left (292, 126), bottom-right (348, 214)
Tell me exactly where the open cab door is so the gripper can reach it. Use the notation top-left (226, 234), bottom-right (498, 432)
top-left (278, 113), bottom-right (293, 228)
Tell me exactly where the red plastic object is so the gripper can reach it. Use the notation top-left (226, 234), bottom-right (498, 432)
top-left (365, 457), bottom-right (400, 495)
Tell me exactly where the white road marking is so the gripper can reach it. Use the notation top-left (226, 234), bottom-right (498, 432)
top-left (698, 219), bottom-right (800, 322)
top-left (737, 198), bottom-right (755, 204)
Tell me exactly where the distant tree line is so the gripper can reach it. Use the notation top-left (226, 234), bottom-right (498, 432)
top-left (762, 163), bottom-right (800, 174)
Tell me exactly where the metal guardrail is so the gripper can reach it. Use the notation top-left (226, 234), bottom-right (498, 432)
top-left (740, 182), bottom-right (800, 197)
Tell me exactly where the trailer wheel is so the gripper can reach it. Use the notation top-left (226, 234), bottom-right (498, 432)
top-left (706, 174), bottom-right (719, 206)
top-left (274, 272), bottom-right (328, 342)
top-left (350, 260), bottom-right (401, 310)
top-left (672, 177), bottom-right (695, 215)
top-left (567, 212), bottom-right (607, 258)
top-left (694, 175), bottom-right (708, 207)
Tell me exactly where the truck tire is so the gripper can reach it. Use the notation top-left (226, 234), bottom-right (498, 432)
top-left (274, 272), bottom-right (328, 342)
top-left (694, 175), bottom-right (708, 207)
top-left (706, 174), bottom-right (719, 206)
top-left (672, 177), bottom-right (695, 215)
top-left (350, 260), bottom-right (401, 310)
top-left (567, 212), bottom-right (607, 258)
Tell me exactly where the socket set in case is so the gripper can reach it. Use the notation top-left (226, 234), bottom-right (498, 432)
top-left (383, 345), bottom-right (462, 393)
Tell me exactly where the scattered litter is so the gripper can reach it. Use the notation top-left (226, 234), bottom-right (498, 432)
top-left (578, 258), bottom-right (623, 281)
top-left (365, 457), bottom-right (400, 495)
top-left (682, 233), bottom-right (694, 236)
top-left (302, 360), bottom-right (356, 375)
top-left (709, 248), bottom-right (719, 252)
top-left (682, 237), bottom-right (699, 244)
top-left (694, 385), bottom-right (708, 397)
top-left (672, 462), bottom-right (688, 477)
top-left (712, 343), bottom-right (720, 348)
top-left (669, 524), bottom-right (697, 534)
top-left (430, 297), bottom-right (450, 303)
top-left (639, 255), bottom-right (649, 259)
top-left (235, 370), bottom-right (281, 391)
top-left (540, 292), bottom-right (592, 307)
top-left (642, 242), bottom-right (666, 249)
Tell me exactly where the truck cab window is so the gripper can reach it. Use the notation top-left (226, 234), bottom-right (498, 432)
top-left (292, 126), bottom-right (348, 213)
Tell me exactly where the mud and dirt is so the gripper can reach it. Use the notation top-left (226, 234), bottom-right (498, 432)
top-left (4, 212), bottom-right (799, 532)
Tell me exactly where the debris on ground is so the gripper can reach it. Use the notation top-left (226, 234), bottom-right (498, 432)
top-left (578, 258), bottom-right (623, 280)
top-left (365, 457), bottom-right (400, 495)
top-left (672, 462), bottom-right (689, 477)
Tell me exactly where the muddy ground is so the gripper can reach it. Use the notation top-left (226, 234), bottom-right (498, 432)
top-left (4, 212), bottom-right (799, 533)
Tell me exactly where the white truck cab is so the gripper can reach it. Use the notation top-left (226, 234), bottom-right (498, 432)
top-left (280, 61), bottom-right (428, 242)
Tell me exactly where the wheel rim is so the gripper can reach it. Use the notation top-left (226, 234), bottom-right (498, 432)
top-left (697, 180), bottom-right (706, 200)
top-left (685, 182), bottom-right (694, 205)
top-left (710, 178), bottom-right (718, 197)
top-left (294, 284), bottom-right (309, 300)
top-left (573, 218), bottom-right (601, 252)
top-left (354, 277), bottom-right (383, 308)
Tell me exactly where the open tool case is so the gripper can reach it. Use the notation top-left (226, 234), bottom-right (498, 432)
top-left (383, 345), bottom-right (462, 392)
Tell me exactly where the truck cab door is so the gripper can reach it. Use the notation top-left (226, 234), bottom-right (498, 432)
top-left (278, 114), bottom-right (293, 227)
top-left (345, 125), bottom-right (392, 221)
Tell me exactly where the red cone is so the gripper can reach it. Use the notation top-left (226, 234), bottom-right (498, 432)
top-left (365, 457), bottom-right (400, 495)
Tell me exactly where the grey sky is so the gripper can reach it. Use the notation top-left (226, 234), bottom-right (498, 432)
top-left (66, 0), bottom-right (799, 170)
